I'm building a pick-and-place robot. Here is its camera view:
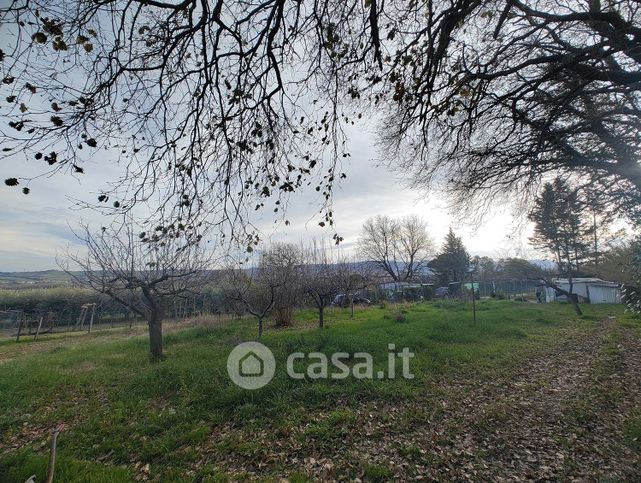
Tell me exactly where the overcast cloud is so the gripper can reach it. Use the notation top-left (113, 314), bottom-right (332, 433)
top-left (0, 121), bottom-right (536, 272)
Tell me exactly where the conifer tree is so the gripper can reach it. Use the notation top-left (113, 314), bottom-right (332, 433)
top-left (529, 179), bottom-right (591, 277)
top-left (430, 229), bottom-right (470, 285)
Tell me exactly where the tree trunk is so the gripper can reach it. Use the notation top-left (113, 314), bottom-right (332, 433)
top-left (568, 294), bottom-right (582, 316)
top-left (142, 286), bottom-right (164, 360)
top-left (258, 317), bottom-right (263, 338)
top-left (593, 210), bottom-right (599, 275)
top-left (148, 314), bottom-right (163, 360)
top-left (319, 305), bottom-right (324, 328)
top-left (350, 295), bottom-right (354, 318)
top-left (543, 279), bottom-right (582, 316)
top-left (567, 277), bottom-right (582, 316)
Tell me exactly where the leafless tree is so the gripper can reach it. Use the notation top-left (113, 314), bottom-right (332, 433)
top-left (359, 215), bottom-right (433, 282)
top-left (63, 220), bottom-right (211, 360)
top-left (379, 0), bottom-right (641, 221)
top-left (334, 257), bottom-right (372, 318)
top-left (301, 241), bottom-right (342, 328)
top-left (222, 262), bottom-right (280, 337)
top-left (2, 0), bottom-right (639, 229)
top-left (259, 242), bottom-right (303, 327)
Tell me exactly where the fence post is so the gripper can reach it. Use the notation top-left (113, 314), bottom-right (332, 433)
top-left (88, 304), bottom-right (95, 333)
top-left (34, 317), bottom-right (44, 340)
top-left (16, 315), bottom-right (23, 342)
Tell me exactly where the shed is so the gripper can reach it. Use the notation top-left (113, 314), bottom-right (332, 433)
top-left (544, 278), bottom-right (621, 304)
top-left (585, 282), bottom-right (621, 304)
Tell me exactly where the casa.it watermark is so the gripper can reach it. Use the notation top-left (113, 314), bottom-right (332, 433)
top-left (227, 342), bottom-right (414, 390)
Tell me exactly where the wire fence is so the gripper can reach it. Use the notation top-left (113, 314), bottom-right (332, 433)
top-left (0, 280), bottom-right (543, 341)
top-left (0, 302), bottom-right (218, 341)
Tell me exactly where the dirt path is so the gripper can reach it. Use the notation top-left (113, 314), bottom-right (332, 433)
top-left (341, 317), bottom-right (641, 481)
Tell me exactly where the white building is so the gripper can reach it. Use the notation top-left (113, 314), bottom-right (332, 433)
top-left (544, 278), bottom-right (621, 304)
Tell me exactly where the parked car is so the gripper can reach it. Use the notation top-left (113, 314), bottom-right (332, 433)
top-left (434, 286), bottom-right (450, 298)
top-left (353, 297), bottom-right (371, 305)
top-left (332, 294), bottom-right (347, 306)
top-left (332, 294), bottom-right (371, 307)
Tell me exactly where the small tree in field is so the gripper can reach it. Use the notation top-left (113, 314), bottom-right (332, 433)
top-left (302, 242), bottom-right (342, 328)
top-left (260, 243), bottom-right (303, 327)
top-left (430, 229), bottom-right (470, 285)
top-left (65, 222), bottom-right (210, 360)
top-left (222, 263), bottom-right (281, 337)
top-left (335, 258), bottom-right (371, 318)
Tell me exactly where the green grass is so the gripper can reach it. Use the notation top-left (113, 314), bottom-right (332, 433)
top-left (361, 462), bottom-right (394, 482)
top-left (0, 300), bottom-right (623, 481)
top-left (0, 451), bottom-right (132, 482)
top-left (624, 413), bottom-right (641, 450)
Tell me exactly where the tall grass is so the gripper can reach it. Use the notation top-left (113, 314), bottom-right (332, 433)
top-left (0, 300), bottom-right (623, 481)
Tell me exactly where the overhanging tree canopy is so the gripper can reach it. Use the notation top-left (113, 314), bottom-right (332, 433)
top-left (2, 0), bottom-right (640, 232)
top-left (382, 0), bottom-right (641, 221)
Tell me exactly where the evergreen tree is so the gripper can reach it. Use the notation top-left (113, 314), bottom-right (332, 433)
top-left (529, 182), bottom-right (564, 271)
top-left (430, 229), bottom-right (470, 285)
top-left (528, 178), bottom-right (591, 276)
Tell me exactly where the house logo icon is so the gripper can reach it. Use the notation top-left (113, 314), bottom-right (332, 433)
top-left (227, 342), bottom-right (275, 389)
top-left (239, 351), bottom-right (264, 377)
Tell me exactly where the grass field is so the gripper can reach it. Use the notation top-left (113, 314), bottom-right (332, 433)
top-left (0, 300), bottom-right (638, 481)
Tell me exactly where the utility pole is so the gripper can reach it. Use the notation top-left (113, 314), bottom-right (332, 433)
top-left (592, 207), bottom-right (599, 276)
top-left (470, 269), bottom-right (477, 323)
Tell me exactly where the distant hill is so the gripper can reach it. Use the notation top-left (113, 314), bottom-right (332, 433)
top-left (528, 259), bottom-right (558, 271)
top-left (0, 260), bottom-right (552, 288)
top-left (0, 270), bottom-right (75, 287)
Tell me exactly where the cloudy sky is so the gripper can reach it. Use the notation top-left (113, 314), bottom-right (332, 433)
top-left (0, 120), bottom-right (538, 272)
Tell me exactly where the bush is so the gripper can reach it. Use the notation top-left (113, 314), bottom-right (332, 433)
top-left (623, 238), bottom-right (641, 315)
top-left (393, 311), bottom-right (407, 323)
top-left (623, 285), bottom-right (641, 314)
top-left (273, 306), bottom-right (295, 327)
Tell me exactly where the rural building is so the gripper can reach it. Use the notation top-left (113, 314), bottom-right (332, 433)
top-left (543, 278), bottom-right (621, 304)
top-left (378, 282), bottom-right (432, 301)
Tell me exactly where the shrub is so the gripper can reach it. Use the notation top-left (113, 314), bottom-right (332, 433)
top-left (623, 237), bottom-right (641, 315)
top-left (623, 285), bottom-right (641, 314)
top-left (273, 306), bottom-right (295, 327)
top-left (393, 311), bottom-right (407, 323)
